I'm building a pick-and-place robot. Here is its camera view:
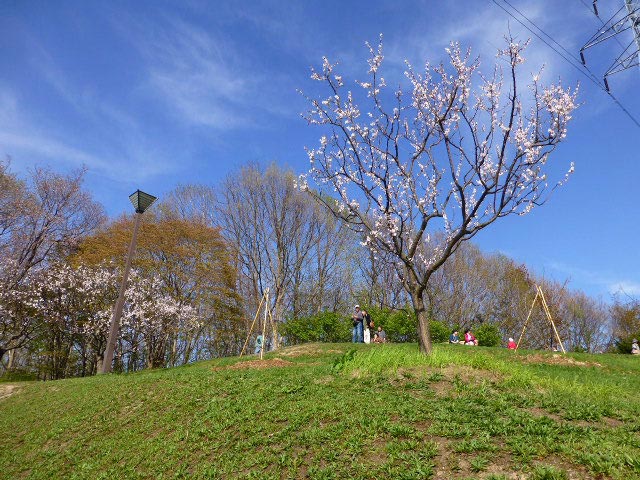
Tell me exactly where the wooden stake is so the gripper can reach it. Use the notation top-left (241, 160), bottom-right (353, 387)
top-left (516, 289), bottom-right (539, 350)
top-left (260, 289), bottom-right (269, 360)
top-left (240, 290), bottom-right (267, 357)
top-left (538, 286), bottom-right (566, 354)
top-left (516, 285), bottom-right (566, 353)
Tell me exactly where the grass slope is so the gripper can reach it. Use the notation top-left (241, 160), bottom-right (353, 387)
top-left (1, 344), bottom-right (640, 479)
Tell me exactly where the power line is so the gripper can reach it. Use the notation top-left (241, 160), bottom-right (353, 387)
top-left (505, 0), bottom-right (597, 71)
top-left (491, 0), bottom-right (640, 129)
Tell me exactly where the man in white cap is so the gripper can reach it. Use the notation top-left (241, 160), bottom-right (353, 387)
top-left (351, 305), bottom-right (364, 343)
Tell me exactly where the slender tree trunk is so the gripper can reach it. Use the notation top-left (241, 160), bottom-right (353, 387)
top-left (410, 288), bottom-right (432, 354)
top-left (6, 349), bottom-right (15, 370)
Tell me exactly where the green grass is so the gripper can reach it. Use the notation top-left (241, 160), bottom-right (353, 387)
top-left (1, 343), bottom-right (640, 479)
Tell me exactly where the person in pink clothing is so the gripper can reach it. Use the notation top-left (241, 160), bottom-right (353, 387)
top-left (464, 329), bottom-right (478, 346)
top-left (507, 337), bottom-right (517, 350)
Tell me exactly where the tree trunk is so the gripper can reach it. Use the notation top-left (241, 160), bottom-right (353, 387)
top-left (4, 348), bottom-right (16, 371)
top-left (410, 288), bottom-right (432, 354)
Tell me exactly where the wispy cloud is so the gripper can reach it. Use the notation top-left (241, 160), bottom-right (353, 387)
top-left (118, 13), bottom-right (293, 129)
top-left (144, 18), bottom-right (249, 128)
top-left (608, 281), bottom-right (640, 296)
top-left (547, 261), bottom-right (640, 298)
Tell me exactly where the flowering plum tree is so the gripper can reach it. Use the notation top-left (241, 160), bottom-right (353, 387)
top-left (299, 37), bottom-right (578, 353)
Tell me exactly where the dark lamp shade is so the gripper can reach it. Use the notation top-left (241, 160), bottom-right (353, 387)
top-left (129, 190), bottom-right (157, 213)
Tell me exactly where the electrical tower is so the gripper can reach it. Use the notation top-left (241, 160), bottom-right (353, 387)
top-left (581, 0), bottom-right (640, 90)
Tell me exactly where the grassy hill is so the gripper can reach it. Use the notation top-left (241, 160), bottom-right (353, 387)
top-left (1, 343), bottom-right (639, 479)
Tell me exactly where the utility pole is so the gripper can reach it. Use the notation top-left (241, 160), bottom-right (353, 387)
top-left (580, 0), bottom-right (640, 90)
top-left (627, 0), bottom-right (640, 55)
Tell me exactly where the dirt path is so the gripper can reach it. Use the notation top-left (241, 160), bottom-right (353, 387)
top-left (0, 384), bottom-right (20, 401)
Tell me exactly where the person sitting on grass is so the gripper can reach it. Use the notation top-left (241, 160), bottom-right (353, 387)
top-left (632, 339), bottom-right (640, 355)
top-left (464, 329), bottom-right (478, 346)
top-left (507, 337), bottom-right (517, 350)
top-left (449, 330), bottom-right (460, 344)
top-left (373, 326), bottom-right (387, 343)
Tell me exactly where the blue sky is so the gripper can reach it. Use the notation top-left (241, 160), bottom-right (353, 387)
top-left (1, 0), bottom-right (638, 300)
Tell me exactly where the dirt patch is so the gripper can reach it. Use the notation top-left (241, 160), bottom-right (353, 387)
top-left (526, 406), bottom-right (563, 422)
top-left (601, 416), bottom-right (624, 428)
top-left (213, 358), bottom-right (295, 371)
top-left (439, 365), bottom-right (503, 384)
top-left (277, 344), bottom-right (344, 358)
top-left (312, 375), bottom-right (336, 385)
top-left (531, 454), bottom-right (593, 480)
top-left (519, 354), bottom-right (602, 368)
top-left (0, 384), bottom-right (20, 401)
top-left (383, 365), bottom-right (502, 397)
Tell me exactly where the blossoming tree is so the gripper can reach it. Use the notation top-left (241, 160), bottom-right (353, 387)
top-left (299, 37), bottom-right (578, 354)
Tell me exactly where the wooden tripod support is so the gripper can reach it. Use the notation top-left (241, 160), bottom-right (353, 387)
top-left (240, 288), bottom-right (278, 359)
top-left (516, 285), bottom-right (566, 353)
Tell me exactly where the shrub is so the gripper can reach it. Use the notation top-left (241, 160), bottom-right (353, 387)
top-left (365, 306), bottom-right (418, 343)
top-left (429, 320), bottom-right (450, 343)
top-left (281, 311), bottom-right (351, 344)
top-left (613, 334), bottom-right (640, 354)
top-left (475, 323), bottom-right (502, 347)
top-left (0, 368), bottom-right (38, 382)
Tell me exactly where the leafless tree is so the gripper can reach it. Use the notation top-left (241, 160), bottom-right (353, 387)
top-left (0, 163), bottom-right (105, 362)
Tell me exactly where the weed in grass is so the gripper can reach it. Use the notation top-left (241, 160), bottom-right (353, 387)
top-left (387, 423), bottom-right (416, 438)
top-left (331, 349), bottom-right (356, 373)
top-left (453, 437), bottom-right (497, 453)
top-left (529, 465), bottom-right (568, 480)
top-left (469, 455), bottom-right (490, 472)
top-left (446, 454), bottom-right (461, 472)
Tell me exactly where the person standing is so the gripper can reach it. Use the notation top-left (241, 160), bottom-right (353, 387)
top-left (362, 309), bottom-right (372, 344)
top-left (352, 305), bottom-right (364, 343)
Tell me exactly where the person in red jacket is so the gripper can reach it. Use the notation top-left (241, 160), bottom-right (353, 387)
top-left (507, 337), bottom-right (517, 350)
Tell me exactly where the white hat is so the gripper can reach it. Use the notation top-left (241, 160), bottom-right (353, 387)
top-left (355, 304), bottom-right (360, 309)
top-left (509, 338), bottom-right (514, 342)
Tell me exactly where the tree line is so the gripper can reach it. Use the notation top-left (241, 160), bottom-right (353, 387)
top-left (1, 159), bottom-right (637, 380)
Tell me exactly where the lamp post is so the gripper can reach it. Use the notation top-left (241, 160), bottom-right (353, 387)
top-left (99, 189), bottom-right (157, 374)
